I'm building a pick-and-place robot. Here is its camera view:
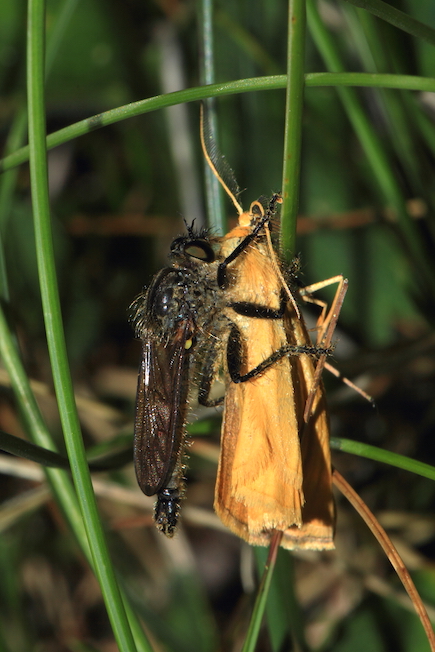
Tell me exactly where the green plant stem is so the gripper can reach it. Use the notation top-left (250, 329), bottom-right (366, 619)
top-left (2, 73), bottom-right (435, 174)
top-left (331, 438), bottom-right (435, 481)
top-left (0, 306), bottom-right (88, 547)
top-left (26, 1), bottom-right (137, 650)
top-left (280, 0), bottom-right (306, 259)
top-left (244, 5), bottom-right (306, 641)
top-left (197, 0), bottom-right (226, 233)
top-left (242, 533), bottom-right (282, 652)
top-left (343, 0), bottom-right (435, 47)
top-left (258, 548), bottom-right (309, 652)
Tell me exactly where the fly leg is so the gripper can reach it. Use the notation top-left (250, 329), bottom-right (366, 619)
top-left (198, 348), bottom-right (225, 408)
top-left (217, 194), bottom-right (282, 288)
top-left (198, 292), bottom-right (332, 402)
top-left (227, 323), bottom-right (333, 384)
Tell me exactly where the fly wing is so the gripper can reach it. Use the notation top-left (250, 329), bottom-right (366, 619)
top-left (134, 323), bottom-right (192, 496)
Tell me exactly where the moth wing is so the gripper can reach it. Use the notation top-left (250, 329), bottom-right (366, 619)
top-left (215, 317), bottom-right (304, 544)
top-left (134, 325), bottom-right (191, 496)
top-left (281, 311), bottom-right (335, 550)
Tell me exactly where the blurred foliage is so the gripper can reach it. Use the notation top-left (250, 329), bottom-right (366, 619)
top-left (1, 0), bottom-right (435, 650)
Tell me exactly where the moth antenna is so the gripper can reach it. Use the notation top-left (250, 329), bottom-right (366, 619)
top-left (200, 103), bottom-right (244, 216)
top-left (264, 210), bottom-right (301, 319)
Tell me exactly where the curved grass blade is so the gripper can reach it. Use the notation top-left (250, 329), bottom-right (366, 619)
top-left (333, 469), bottom-right (435, 651)
top-left (3, 74), bottom-right (435, 173)
top-left (343, 0), bottom-right (435, 47)
top-left (331, 437), bottom-right (435, 482)
top-left (0, 429), bottom-right (133, 472)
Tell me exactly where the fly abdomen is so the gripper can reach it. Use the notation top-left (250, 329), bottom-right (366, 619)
top-left (155, 488), bottom-right (181, 537)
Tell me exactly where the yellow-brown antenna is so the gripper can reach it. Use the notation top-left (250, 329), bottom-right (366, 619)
top-left (263, 199), bottom-right (301, 320)
top-left (200, 104), bottom-right (244, 216)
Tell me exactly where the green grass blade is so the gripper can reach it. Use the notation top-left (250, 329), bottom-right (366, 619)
top-left (0, 305), bottom-right (88, 549)
top-left (280, 0), bottom-right (306, 259)
top-left (241, 534), bottom-right (281, 652)
top-left (3, 73), bottom-right (435, 174)
top-left (331, 438), bottom-right (435, 481)
top-left (26, 1), bottom-right (138, 650)
top-left (0, 308), bottom-right (152, 652)
top-left (0, 110), bottom-right (27, 302)
top-left (197, 0), bottom-right (226, 234)
top-left (343, 0), bottom-right (435, 47)
top-left (0, 430), bottom-right (70, 468)
top-left (256, 548), bottom-right (309, 652)
top-left (306, 72), bottom-right (435, 91)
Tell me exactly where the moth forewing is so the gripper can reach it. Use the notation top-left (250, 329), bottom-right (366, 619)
top-left (214, 201), bottom-right (335, 550)
top-left (282, 313), bottom-right (335, 550)
top-left (214, 213), bottom-right (302, 547)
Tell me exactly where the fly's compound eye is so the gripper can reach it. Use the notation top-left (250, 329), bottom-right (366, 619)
top-left (183, 239), bottom-right (215, 262)
top-left (170, 235), bottom-right (216, 264)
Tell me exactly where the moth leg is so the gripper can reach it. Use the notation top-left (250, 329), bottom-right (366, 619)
top-left (299, 275), bottom-right (347, 346)
top-left (301, 276), bottom-right (373, 405)
top-left (227, 324), bottom-right (332, 384)
top-left (323, 362), bottom-right (374, 405)
top-left (298, 275), bottom-right (352, 421)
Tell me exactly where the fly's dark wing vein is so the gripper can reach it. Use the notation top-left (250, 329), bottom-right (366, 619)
top-left (134, 323), bottom-right (192, 496)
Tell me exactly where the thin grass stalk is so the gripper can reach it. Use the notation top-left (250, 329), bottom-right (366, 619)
top-left (330, 438), bottom-right (435, 481)
top-left (241, 2), bottom-right (306, 646)
top-left (280, 0), bottom-right (306, 259)
top-left (3, 72), bottom-right (435, 174)
top-left (343, 0), bottom-right (435, 47)
top-left (260, 548), bottom-right (309, 652)
top-left (0, 307), bottom-right (153, 652)
top-left (333, 469), bottom-right (435, 650)
top-left (26, 1), bottom-right (138, 649)
top-left (241, 532), bottom-right (282, 652)
top-left (197, 0), bottom-right (226, 234)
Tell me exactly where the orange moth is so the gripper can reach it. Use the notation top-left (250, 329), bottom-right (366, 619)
top-left (213, 196), bottom-right (345, 550)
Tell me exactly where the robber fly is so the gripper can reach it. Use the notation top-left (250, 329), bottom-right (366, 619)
top-left (130, 224), bottom-right (223, 536)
